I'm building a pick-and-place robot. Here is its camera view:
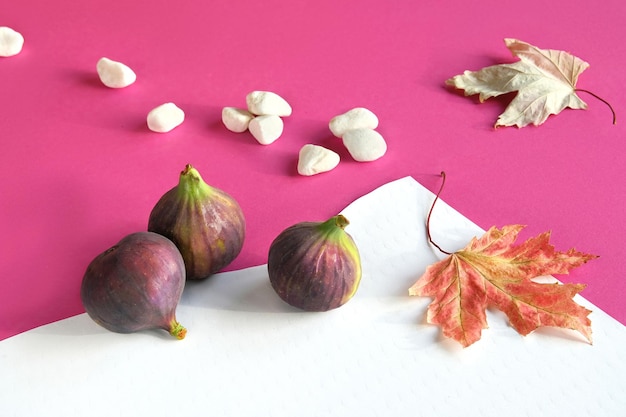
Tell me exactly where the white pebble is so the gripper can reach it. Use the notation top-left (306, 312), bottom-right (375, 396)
top-left (222, 107), bottom-right (254, 133)
top-left (246, 91), bottom-right (292, 117)
top-left (297, 144), bottom-right (340, 176)
top-left (96, 57), bottom-right (136, 88)
top-left (0, 26), bottom-right (24, 57)
top-left (248, 115), bottom-right (284, 145)
top-left (342, 128), bottom-right (387, 162)
top-left (147, 103), bottom-right (185, 133)
top-left (329, 107), bottom-right (378, 138)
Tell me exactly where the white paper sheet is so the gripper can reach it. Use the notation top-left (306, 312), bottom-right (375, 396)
top-left (1, 177), bottom-right (624, 417)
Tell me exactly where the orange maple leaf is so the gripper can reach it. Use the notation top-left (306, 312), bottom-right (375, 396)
top-left (409, 224), bottom-right (597, 347)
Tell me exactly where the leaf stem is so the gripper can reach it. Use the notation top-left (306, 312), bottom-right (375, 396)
top-left (426, 171), bottom-right (452, 255)
top-left (575, 89), bottom-right (617, 125)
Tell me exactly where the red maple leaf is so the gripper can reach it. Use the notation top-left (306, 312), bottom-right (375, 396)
top-left (409, 224), bottom-right (597, 347)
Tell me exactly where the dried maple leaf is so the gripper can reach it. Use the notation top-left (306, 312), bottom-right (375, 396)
top-left (446, 38), bottom-right (615, 128)
top-left (409, 224), bottom-right (597, 347)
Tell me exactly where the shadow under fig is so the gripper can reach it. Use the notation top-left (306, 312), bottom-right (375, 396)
top-left (180, 265), bottom-right (300, 314)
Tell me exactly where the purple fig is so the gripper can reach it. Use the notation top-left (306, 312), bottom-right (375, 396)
top-left (267, 214), bottom-right (362, 312)
top-left (148, 164), bottom-right (246, 280)
top-left (80, 232), bottom-right (187, 339)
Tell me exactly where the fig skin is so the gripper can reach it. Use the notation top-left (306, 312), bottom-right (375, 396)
top-left (148, 164), bottom-right (246, 280)
top-left (80, 232), bottom-right (187, 339)
top-left (267, 214), bottom-right (362, 312)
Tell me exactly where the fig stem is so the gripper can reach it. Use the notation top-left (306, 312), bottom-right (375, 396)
top-left (426, 172), bottom-right (452, 256)
top-left (334, 214), bottom-right (350, 229)
top-left (178, 164), bottom-right (213, 199)
top-left (574, 89), bottom-right (617, 125)
top-left (168, 319), bottom-right (187, 340)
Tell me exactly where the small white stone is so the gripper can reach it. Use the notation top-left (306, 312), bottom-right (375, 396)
top-left (0, 26), bottom-right (24, 57)
top-left (147, 103), bottom-right (185, 133)
top-left (248, 115), bottom-right (284, 145)
top-left (222, 107), bottom-right (254, 133)
top-left (96, 57), bottom-right (136, 88)
top-left (329, 107), bottom-right (378, 138)
top-left (246, 91), bottom-right (292, 117)
top-left (342, 128), bottom-right (387, 162)
top-left (297, 144), bottom-right (340, 176)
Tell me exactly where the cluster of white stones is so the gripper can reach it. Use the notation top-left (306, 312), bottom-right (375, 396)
top-left (2, 27), bottom-right (388, 169)
top-left (297, 107), bottom-right (387, 176)
top-left (93, 56), bottom-right (185, 133)
top-left (222, 91), bottom-right (292, 145)
top-left (329, 107), bottom-right (387, 162)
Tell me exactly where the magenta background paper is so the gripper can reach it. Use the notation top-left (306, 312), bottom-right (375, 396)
top-left (1, 0), bottom-right (625, 341)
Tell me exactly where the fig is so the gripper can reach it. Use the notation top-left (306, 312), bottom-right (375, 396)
top-left (80, 232), bottom-right (187, 339)
top-left (148, 164), bottom-right (246, 280)
top-left (267, 214), bottom-right (362, 312)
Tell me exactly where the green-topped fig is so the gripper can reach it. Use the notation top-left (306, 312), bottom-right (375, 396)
top-left (267, 214), bottom-right (362, 311)
top-left (148, 164), bottom-right (246, 280)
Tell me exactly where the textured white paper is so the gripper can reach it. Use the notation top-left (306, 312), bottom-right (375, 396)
top-left (1, 177), bottom-right (624, 417)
